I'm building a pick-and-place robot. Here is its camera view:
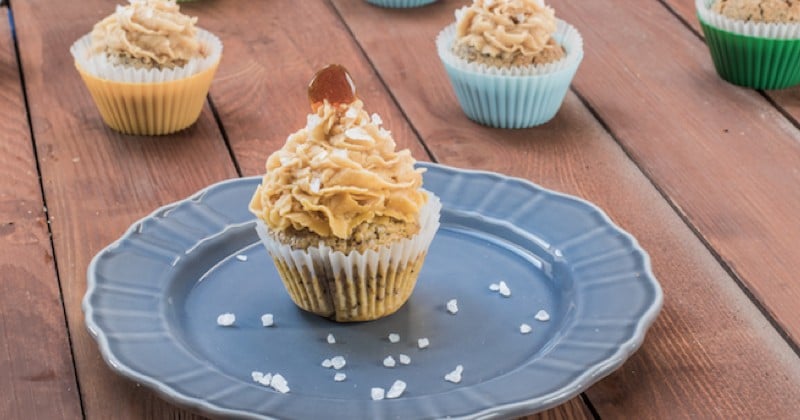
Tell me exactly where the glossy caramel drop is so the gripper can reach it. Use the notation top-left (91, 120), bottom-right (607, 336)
top-left (308, 64), bottom-right (357, 111)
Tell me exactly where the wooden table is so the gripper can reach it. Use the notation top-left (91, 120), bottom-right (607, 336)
top-left (2, 0), bottom-right (799, 418)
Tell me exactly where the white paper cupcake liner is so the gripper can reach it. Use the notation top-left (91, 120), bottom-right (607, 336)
top-left (255, 191), bottom-right (442, 322)
top-left (70, 28), bottom-right (223, 83)
top-left (437, 19), bottom-right (583, 128)
top-left (697, 0), bottom-right (800, 39)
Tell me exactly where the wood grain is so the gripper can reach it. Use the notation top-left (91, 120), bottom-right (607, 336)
top-left (663, 0), bottom-right (704, 34)
top-left (10, 0), bottom-right (237, 418)
top-left (182, 0), bottom-right (430, 176)
top-left (519, 398), bottom-right (593, 420)
top-left (660, 0), bottom-right (800, 149)
top-left (189, 0), bottom-right (591, 418)
top-left (0, 10), bottom-right (83, 420)
top-left (550, 0), bottom-right (800, 348)
top-left (331, 0), bottom-right (800, 418)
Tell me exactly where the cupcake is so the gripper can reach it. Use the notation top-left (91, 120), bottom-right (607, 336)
top-left (249, 65), bottom-right (441, 322)
top-left (70, 0), bottom-right (222, 135)
top-left (698, 0), bottom-right (800, 89)
top-left (366, 0), bottom-right (437, 8)
top-left (436, 0), bottom-right (583, 128)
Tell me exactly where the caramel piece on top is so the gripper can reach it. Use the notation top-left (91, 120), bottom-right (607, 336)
top-left (308, 64), bottom-right (357, 111)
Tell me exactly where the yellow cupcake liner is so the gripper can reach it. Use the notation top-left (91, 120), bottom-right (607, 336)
top-left (75, 60), bottom-right (219, 135)
top-left (70, 28), bottom-right (222, 135)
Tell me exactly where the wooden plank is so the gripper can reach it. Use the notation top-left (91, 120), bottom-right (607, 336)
top-left (189, 0), bottom-right (591, 418)
top-left (661, 0), bottom-right (800, 151)
top-left (330, 0), bottom-right (800, 418)
top-left (181, 0), bottom-right (430, 175)
top-left (0, 9), bottom-right (83, 420)
top-left (550, 0), bottom-right (800, 347)
top-left (10, 0), bottom-right (238, 418)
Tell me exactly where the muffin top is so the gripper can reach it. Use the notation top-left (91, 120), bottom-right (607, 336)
top-left (90, 0), bottom-right (208, 70)
top-left (453, 0), bottom-right (565, 67)
top-left (712, 0), bottom-right (800, 23)
top-left (249, 95), bottom-right (427, 242)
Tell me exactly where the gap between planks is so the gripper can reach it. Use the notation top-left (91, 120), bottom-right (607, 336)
top-left (207, 95), bottom-right (245, 177)
top-left (643, 0), bottom-right (800, 359)
top-left (0, 0), bottom-right (86, 419)
top-left (326, 2), bottom-right (600, 419)
top-left (5, 3), bottom-right (86, 417)
top-left (548, 0), bottom-right (800, 368)
top-left (324, 2), bottom-right (709, 419)
top-left (328, 0), bottom-right (800, 416)
top-left (572, 81), bottom-right (800, 359)
top-left (326, 0), bottom-right (439, 164)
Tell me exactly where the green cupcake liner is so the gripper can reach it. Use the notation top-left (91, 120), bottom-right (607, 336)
top-left (699, 15), bottom-right (800, 89)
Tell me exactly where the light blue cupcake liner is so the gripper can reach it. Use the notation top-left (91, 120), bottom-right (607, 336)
top-left (437, 19), bottom-right (583, 128)
top-left (366, 0), bottom-right (436, 8)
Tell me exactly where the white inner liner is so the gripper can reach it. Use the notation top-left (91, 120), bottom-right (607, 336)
top-left (437, 15), bottom-right (583, 77)
top-left (697, 0), bottom-right (800, 39)
top-left (255, 191), bottom-right (442, 282)
top-left (70, 28), bottom-right (223, 83)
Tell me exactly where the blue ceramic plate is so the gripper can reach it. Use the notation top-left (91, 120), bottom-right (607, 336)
top-left (84, 163), bottom-right (662, 419)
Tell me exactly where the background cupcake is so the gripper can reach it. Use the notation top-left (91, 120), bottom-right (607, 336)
top-left (366, 0), bottom-right (437, 8)
top-left (697, 0), bottom-right (800, 89)
top-left (249, 66), bottom-right (441, 323)
top-left (437, 0), bottom-right (583, 128)
top-left (70, 0), bottom-right (222, 135)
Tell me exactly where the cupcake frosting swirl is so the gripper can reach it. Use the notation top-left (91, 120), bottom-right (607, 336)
top-left (90, 0), bottom-right (206, 69)
top-left (454, 0), bottom-right (558, 61)
top-left (249, 100), bottom-right (427, 239)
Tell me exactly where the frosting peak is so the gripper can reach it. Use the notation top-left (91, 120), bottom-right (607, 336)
top-left (91, 0), bottom-right (206, 69)
top-left (249, 100), bottom-right (427, 239)
top-left (454, 0), bottom-right (563, 66)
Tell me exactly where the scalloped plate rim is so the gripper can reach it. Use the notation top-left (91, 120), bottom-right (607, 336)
top-left (83, 162), bottom-right (663, 419)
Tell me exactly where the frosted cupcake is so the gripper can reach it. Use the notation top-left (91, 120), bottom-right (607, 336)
top-left (70, 0), bottom-right (222, 135)
top-left (437, 0), bottom-right (583, 128)
top-left (698, 0), bottom-right (800, 89)
top-left (249, 65), bottom-right (441, 322)
top-left (366, 0), bottom-right (437, 8)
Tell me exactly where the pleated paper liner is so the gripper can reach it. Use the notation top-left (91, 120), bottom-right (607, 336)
top-left (697, 0), bottom-right (800, 89)
top-left (71, 29), bottom-right (222, 135)
top-left (255, 192), bottom-right (442, 323)
top-left (366, 0), bottom-right (436, 8)
top-left (75, 61), bottom-right (219, 135)
top-left (437, 19), bottom-right (583, 129)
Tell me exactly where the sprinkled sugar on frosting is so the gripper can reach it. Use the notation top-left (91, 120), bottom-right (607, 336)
top-left (453, 0), bottom-right (564, 67)
top-left (249, 99), bottom-right (427, 242)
